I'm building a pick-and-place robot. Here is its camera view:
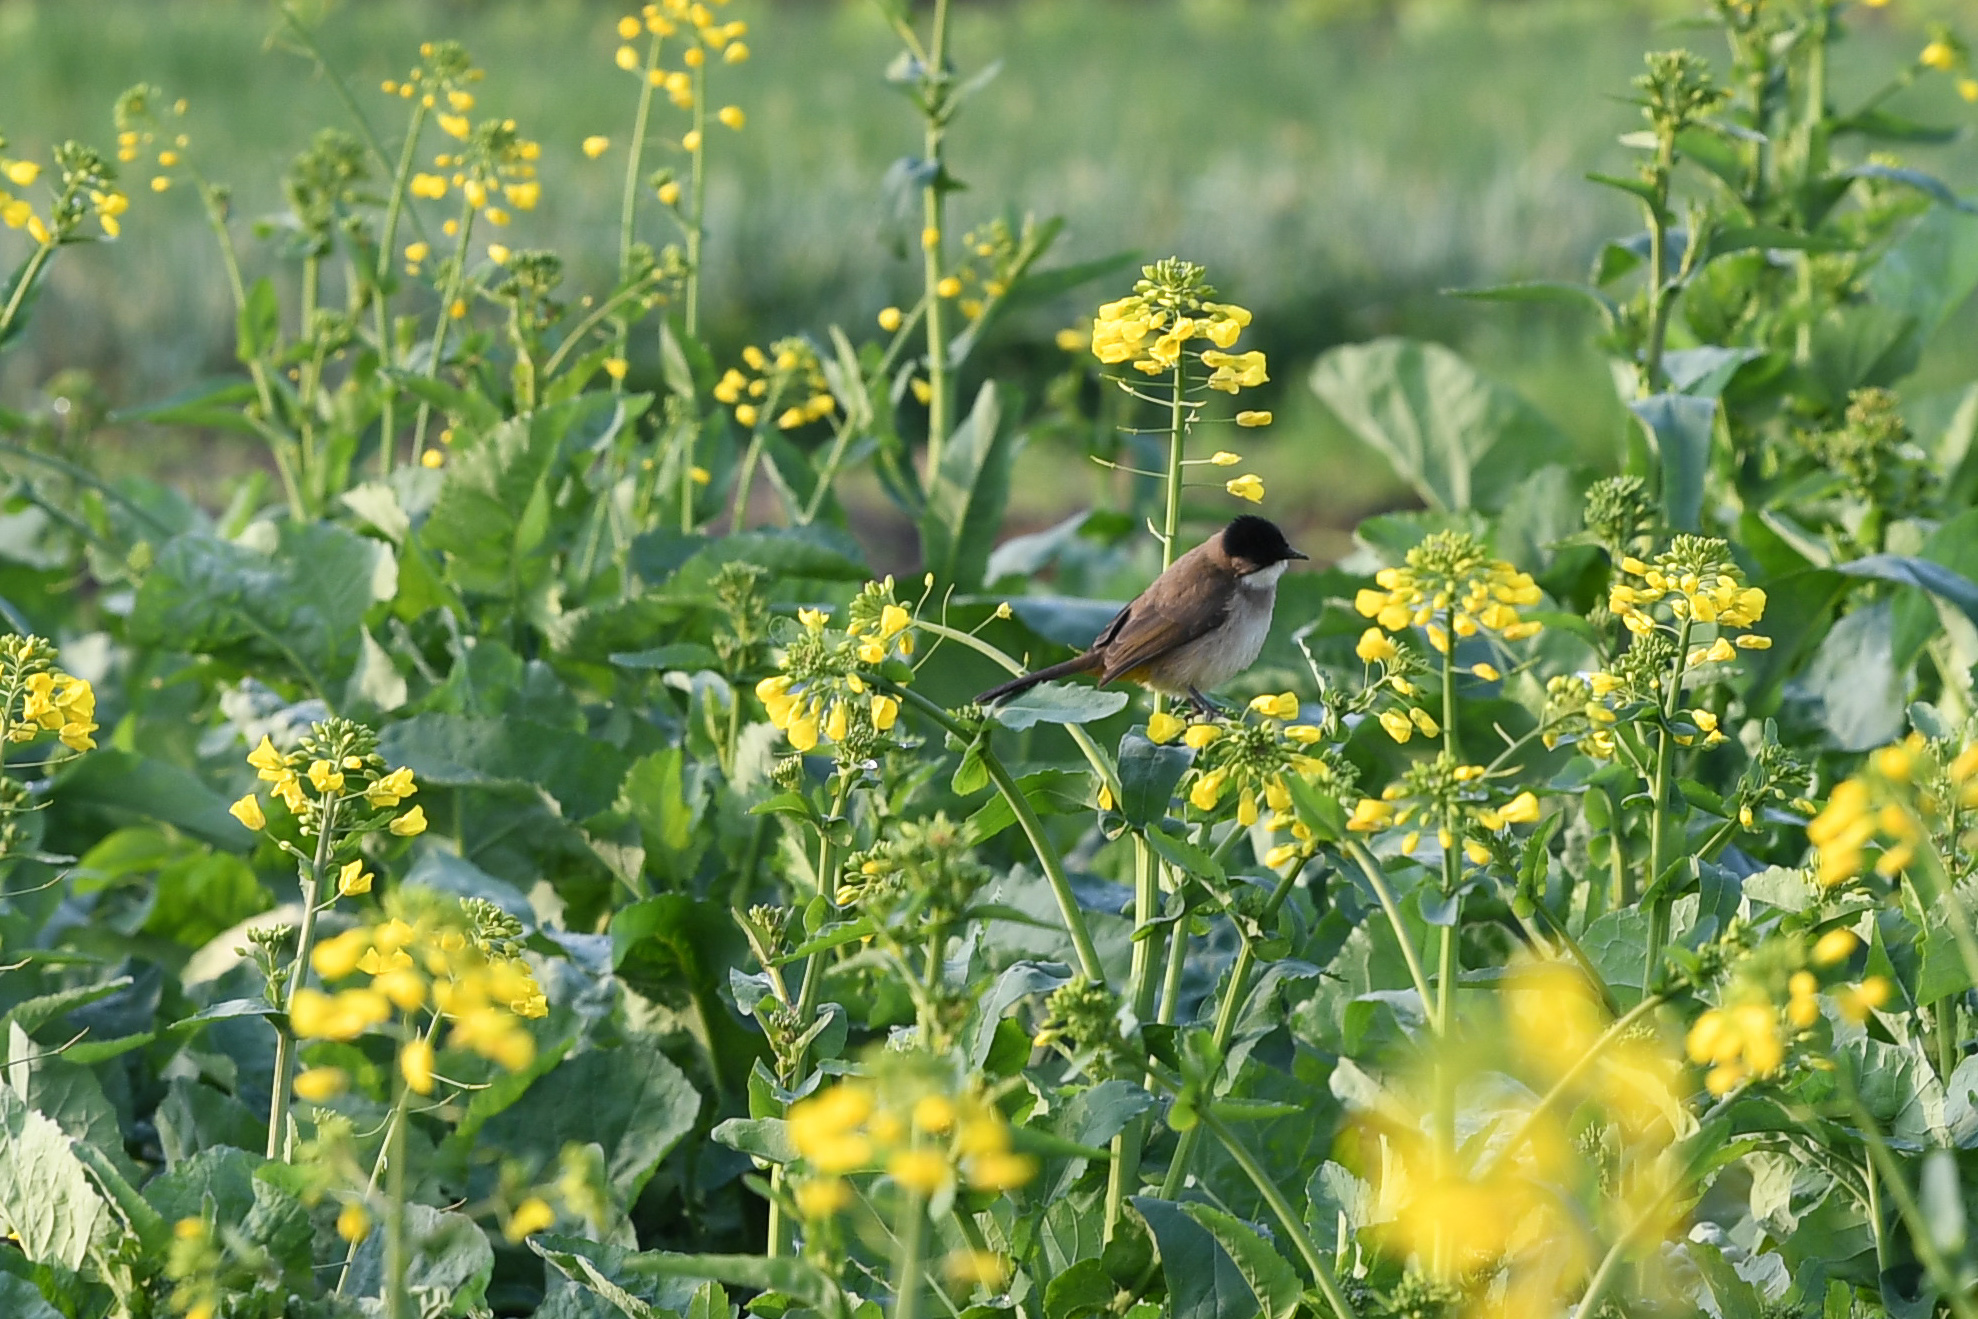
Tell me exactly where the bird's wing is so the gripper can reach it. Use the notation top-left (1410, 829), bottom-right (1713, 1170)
top-left (1095, 553), bottom-right (1233, 684)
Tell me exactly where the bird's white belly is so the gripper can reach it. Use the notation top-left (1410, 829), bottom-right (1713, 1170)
top-left (1145, 582), bottom-right (1277, 695)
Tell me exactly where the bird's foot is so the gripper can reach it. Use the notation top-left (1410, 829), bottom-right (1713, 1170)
top-left (1187, 688), bottom-right (1233, 719)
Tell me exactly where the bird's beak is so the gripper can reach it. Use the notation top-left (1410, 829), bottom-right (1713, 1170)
top-left (1288, 548), bottom-right (1310, 561)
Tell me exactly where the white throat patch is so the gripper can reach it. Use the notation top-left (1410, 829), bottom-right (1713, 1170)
top-left (1241, 561), bottom-right (1288, 590)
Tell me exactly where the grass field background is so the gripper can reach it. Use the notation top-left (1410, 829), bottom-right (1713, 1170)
top-left (1, 0), bottom-right (1973, 549)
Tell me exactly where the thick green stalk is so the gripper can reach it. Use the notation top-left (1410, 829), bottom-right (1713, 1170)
top-left (1843, 1091), bottom-right (1978, 1319)
top-left (0, 242), bottom-right (52, 345)
top-left (267, 800), bottom-right (337, 1161)
top-left (1639, 133), bottom-right (1675, 396)
top-left (917, 0), bottom-right (952, 489)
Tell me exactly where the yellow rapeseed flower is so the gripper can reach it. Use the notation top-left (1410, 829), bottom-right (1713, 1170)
top-left (1225, 473), bottom-right (1265, 503)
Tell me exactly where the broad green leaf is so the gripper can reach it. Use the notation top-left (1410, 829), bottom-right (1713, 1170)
top-left (1446, 280), bottom-right (1614, 322)
top-left (530, 1235), bottom-right (703, 1319)
top-left (920, 382), bottom-right (1022, 588)
top-left (1143, 826), bottom-right (1223, 882)
top-left (0, 1087), bottom-right (112, 1271)
top-left (0, 1277), bottom-right (61, 1319)
top-left (966, 768), bottom-right (1090, 842)
top-left (479, 1036), bottom-right (700, 1201)
top-left (113, 378), bottom-right (261, 436)
top-left (710, 1117), bottom-right (795, 1164)
top-left (1869, 206), bottom-right (1978, 345)
top-left (1804, 305), bottom-right (1919, 411)
top-left (1799, 600), bottom-right (1905, 751)
top-left (155, 1078), bottom-right (266, 1166)
top-left (989, 682), bottom-right (1128, 732)
top-left (1627, 393), bottom-right (1715, 533)
top-left (1115, 729), bottom-right (1192, 830)
top-left (1132, 1196), bottom-right (1263, 1319)
top-left (422, 411), bottom-right (564, 595)
top-left (1043, 1259), bottom-right (1115, 1319)
top-left (1660, 346), bottom-right (1763, 398)
top-left (1308, 337), bottom-right (1571, 512)
top-left (53, 752), bottom-right (255, 852)
top-left (378, 712), bottom-right (631, 821)
top-left (129, 521), bottom-right (394, 693)
top-left (1180, 1204), bottom-right (1303, 1319)
top-left (1921, 1149), bottom-right (1965, 1255)
top-left (345, 1203), bottom-right (493, 1316)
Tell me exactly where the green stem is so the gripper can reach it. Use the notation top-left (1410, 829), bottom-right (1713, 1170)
top-left (1644, 620), bottom-right (1692, 983)
top-left (888, 683), bottom-right (1105, 982)
top-left (1842, 1089), bottom-right (1978, 1319)
top-left (614, 31), bottom-right (663, 369)
top-left (1107, 836), bottom-right (1162, 1240)
top-left (0, 243), bottom-right (52, 345)
top-left (1198, 1110), bottom-right (1358, 1319)
top-left (268, 799), bottom-right (338, 1160)
top-left (373, 100), bottom-right (428, 478)
top-left (917, 0), bottom-right (952, 491)
top-left (1640, 133), bottom-right (1675, 396)
top-left (684, 63), bottom-right (707, 335)
top-left (1569, 1175), bottom-right (1688, 1319)
top-left (893, 1190), bottom-right (927, 1319)
top-left (1159, 860), bottom-right (1305, 1198)
top-left (1483, 993), bottom-right (1668, 1178)
top-left (384, 1058), bottom-right (410, 1319)
top-left (1343, 840), bottom-right (1435, 1013)
top-left (411, 201), bottom-right (476, 459)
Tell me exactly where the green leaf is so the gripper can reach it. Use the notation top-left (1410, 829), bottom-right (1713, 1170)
top-left (1799, 599), bottom-right (1905, 751)
top-left (0, 1087), bottom-right (113, 1270)
top-left (236, 276), bottom-right (279, 362)
top-left (1115, 731), bottom-right (1192, 829)
top-left (608, 1245), bottom-right (848, 1319)
top-left (53, 752), bottom-right (255, 851)
top-left (1660, 346), bottom-right (1764, 398)
top-left (1308, 337), bottom-right (1572, 512)
top-left (1627, 394), bottom-right (1715, 533)
top-left (1043, 1258), bottom-right (1115, 1319)
top-left (1143, 826), bottom-right (1223, 883)
top-left (1281, 773), bottom-right (1347, 844)
top-left (478, 1036), bottom-right (700, 1202)
top-left (129, 521), bottom-right (395, 693)
top-left (1446, 281), bottom-right (1614, 322)
top-left (5, 978), bottom-right (133, 1036)
top-left (1869, 207), bottom-right (1978, 345)
top-left (422, 411), bottom-right (565, 596)
top-left (346, 1203), bottom-right (493, 1316)
top-left (920, 382), bottom-right (1021, 588)
top-left (0, 1276), bottom-right (62, 1319)
top-left (1132, 1196), bottom-right (1264, 1319)
top-left (989, 682), bottom-right (1128, 732)
top-left (378, 713), bottom-right (632, 821)
top-left (611, 644), bottom-right (722, 672)
top-left (113, 378), bottom-right (261, 436)
top-left (966, 768), bottom-right (1090, 842)
top-left (1179, 1204), bottom-right (1303, 1319)
top-left (710, 1117), bottom-right (795, 1164)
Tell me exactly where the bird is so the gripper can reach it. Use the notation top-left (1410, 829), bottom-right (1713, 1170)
top-left (977, 515), bottom-right (1308, 712)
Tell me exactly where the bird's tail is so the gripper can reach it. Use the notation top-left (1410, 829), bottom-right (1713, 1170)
top-left (976, 652), bottom-right (1103, 705)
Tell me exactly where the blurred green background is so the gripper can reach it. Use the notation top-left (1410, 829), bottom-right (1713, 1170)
top-left (1, 0), bottom-right (1974, 557)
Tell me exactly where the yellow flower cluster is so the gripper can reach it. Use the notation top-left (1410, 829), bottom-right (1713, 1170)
top-left (1365, 957), bottom-right (1684, 1309)
top-left (611, 0), bottom-right (750, 94)
top-left (1608, 540), bottom-right (1770, 645)
top-left (715, 339), bottom-right (836, 431)
top-left (756, 583), bottom-right (916, 753)
top-left (295, 905), bottom-right (547, 1096)
top-left (0, 636), bottom-right (98, 753)
top-left (16, 672), bottom-right (98, 752)
top-left (1346, 754), bottom-right (1540, 864)
top-left (1354, 530), bottom-right (1543, 653)
top-left (786, 1077), bottom-right (1035, 1215)
top-left (408, 117), bottom-right (542, 229)
top-left (1090, 296), bottom-right (1255, 377)
top-left (1684, 1000), bottom-right (1784, 1096)
top-left (1157, 697), bottom-right (1340, 865)
top-left (230, 734), bottom-right (426, 841)
top-left (1807, 736), bottom-right (1975, 887)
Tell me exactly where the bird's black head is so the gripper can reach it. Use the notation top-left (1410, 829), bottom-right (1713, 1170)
top-left (1220, 515), bottom-right (1309, 573)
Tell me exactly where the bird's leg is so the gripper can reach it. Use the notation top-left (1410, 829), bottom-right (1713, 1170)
top-left (1187, 687), bottom-right (1229, 718)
